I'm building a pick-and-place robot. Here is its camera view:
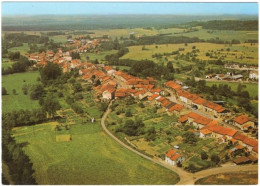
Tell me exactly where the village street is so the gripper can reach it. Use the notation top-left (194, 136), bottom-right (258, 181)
top-left (165, 89), bottom-right (246, 134)
top-left (101, 102), bottom-right (258, 185)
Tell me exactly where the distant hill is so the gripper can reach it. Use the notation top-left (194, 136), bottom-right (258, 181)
top-left (2, 14), bottom-right (258, 31)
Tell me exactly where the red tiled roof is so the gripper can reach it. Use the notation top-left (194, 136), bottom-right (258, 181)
top-left (162, 99), bottom-right (172, 107)
top-left (166, 149), bottom-right (175, 158)
top-left (233, 132), bottom-right (247, 141)
top-left (253, 146), bottom-right (258, 153)
top-left (170, 153), bottom-right (180, 161)
top-left (157, 96), bottom-right (166, 102)
top-left (235, 145), bottom-right (244, 150)
top-left (193, 97), bottom-right (206, 105)
top-left (150, 88), bottom-right (162, 93)
top-left (178, 115), bottom-right (189, 123)
top-left (207, 124), bottom-right (237, 137)
top-left (165, 81), bottom-right (182, 90)
top-left (243, 137), bottom-right (258, 147)
top-left (194, 116), bottom-right (212, 125)
top-left (148, 94), bottom-right (160, 101)
top-left (168, 104), bottom-right (184, 112)
top-left (200, 128), bottom-right (212, 135)
top-left (234, 115), bottom-right (249, 125)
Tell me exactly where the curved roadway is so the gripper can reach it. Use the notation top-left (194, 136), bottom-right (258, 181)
top-left (101, 101), bottom-right (258, 185)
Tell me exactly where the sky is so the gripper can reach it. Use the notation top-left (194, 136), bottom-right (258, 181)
top-left (1, 2), bottom-right (258, 16)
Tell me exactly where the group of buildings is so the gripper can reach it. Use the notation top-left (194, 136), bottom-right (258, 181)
top-left (26, 47), bottom-right (257, 168)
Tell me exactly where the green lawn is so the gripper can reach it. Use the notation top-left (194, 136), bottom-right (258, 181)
top-left (2, 71), bottom-right (40, 113)
top-left (13, 120), bottom-right (179, 185)
top-left (206, 81), bottom-right (258, 98)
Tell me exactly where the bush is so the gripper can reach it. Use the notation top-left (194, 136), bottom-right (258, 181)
top-left (125, 110), bottom-right (132, 117)
top-left (201, 151), bottom-right (208, 160)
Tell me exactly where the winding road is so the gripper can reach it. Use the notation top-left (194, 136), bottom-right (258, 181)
top-left (101, 101), bottom-right (258, 185)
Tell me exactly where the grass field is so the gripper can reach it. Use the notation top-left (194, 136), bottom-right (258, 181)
top-left (2, 58), bottom-right (15, 69)
top-left (206, 81), bottom-right (258, 98)
top-left (13, 120), bottom-right (179, 185)
top-left (80, 50), bottom-right (118, 62)
top-left (195, 172), bottom-right (258, 185)
top-left (181, 29), bottom-right (258, 43)
top-left (2, 71), bottom-right (40, 113)
top-left (8, 43), bottom-right (30, 55)
top-left (121, 42), bottom-right (258, 65)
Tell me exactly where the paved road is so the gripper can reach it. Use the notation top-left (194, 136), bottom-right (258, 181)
top-left (101, 101), bottom-right (258, 185)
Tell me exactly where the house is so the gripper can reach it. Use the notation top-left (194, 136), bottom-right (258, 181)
top-left (249, 71), bottom-right (258, 80)
top-left (192, 97), bottom-right (206, 110)
top-left (165, 149), bottom-right (185, 166)
top-left (193, 116), bottom-right (212, 129)
top-left (242, 137), bottom-right (258, 151)
top-left (229, 74), bottom-right (243, 81)
top-left (178, 91), bottom-right (199, 106)
top-left (199, 128), bottom-right (212, 138)
top-left (102, 88), bottom-right (116, 100)
top-left (233, 156), bottom-right (251, 165)
top-left (216, 74), bottom-right (227, 80)
top-left (165, 81), bottom-right (182, 93)
top-left (233, 115), bottom-right (255, 131)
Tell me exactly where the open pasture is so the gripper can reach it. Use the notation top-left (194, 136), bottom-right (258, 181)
top-left (13, 120), bottom-right (179, 185)
top-left (2, 71), bottom-right (40, 112)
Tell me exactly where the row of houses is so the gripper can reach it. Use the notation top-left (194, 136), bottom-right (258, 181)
top-left (178, 112), bottom-right (258, 157)
top-left (205, 73), bottom-right (244, 81)
top-left (165, 81), bottom-right (229, 118)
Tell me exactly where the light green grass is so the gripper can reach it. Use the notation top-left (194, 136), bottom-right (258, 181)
top-left (80, 50), bottom-right (118, 62)
top-left (2, 71), bottom-right (40, 113)
top-left (8, 43), bottom-right (30, 55)
top-left (206, 81), bottom-right (258, 98)
top-left (180, 29), bottom-right (258, 43)
top-left (13, 121), bottom-right (179, 185)
top-left (2, 58), bottom-right (15, 70)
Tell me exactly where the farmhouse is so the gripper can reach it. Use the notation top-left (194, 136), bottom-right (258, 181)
top-left (233, 115), bottom-right (255, 131)
top-left (165, 149), bottom-right (184, 166)
top-left (249, 71), bottom-right (258, 80)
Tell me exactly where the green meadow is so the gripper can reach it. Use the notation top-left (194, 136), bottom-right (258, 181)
top-left (2, 71), bottom-right (40, 113)
top-left (13, 120), bottom-right (179, 185)
top-left (206, 81), bottom-right (258, 98)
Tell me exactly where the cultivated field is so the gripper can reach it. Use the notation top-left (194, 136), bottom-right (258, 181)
top-left (195, 172), bottom-right (258, 185)
top-left (13, 120), bottom-right (179, 185)
top-left (2, 71), bottom-right (40, 113)
top-left (121, 43), bottom-right (258, 65)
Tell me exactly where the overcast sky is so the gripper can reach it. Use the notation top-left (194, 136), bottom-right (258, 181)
top-left (2, 2), bottom-right (258, 16)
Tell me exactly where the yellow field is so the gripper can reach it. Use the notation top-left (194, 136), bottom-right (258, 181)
top-left (121, 42), bottom-right (258, 64)
top-left (56, 134), bottom-right (71, 142)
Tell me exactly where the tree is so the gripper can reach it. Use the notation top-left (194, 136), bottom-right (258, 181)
top-left (211, 154), bottom-right (220, 164)
top-left (182, 132), bottom-right (197, 144)
top-left (22, 84), bottom-right (28, 95)
top-left (125, 110), bottom-right (132, 117)
top-left (201, 151), bottom-right (208, 160)
top-left (73, 82), bottom-right (83, 93)
top-left (145, 127), bottom-right (156, 141)
top-left (30, 84), bottom-right (44, 100)
top-left (40, 62), bottom-right (62, 84)
top-left (41, 95), bottom-right (61, 118)
top-left (2, 87), bottom-right (8, 95)
top-left (166, 61), bottom-right (175, 73)
top-left (12, 89), bottom-right (17, 95)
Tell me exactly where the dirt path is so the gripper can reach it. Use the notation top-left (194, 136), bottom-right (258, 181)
top-left (101, 101), bottom-right (258, 185)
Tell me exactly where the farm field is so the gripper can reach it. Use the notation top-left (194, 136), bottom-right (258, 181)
top-left (195, 172), bottom-right (258, 185)
top-left (121, 43), bottom-right (258, 65)
top-left (80, 50), bottom-right (118, 62)
top-left (8, 43), bottom-right (30, 55)
top-left (181, 29), bottom-right (258, 42)
top-left (2, 58), bottom-right (15, 69)
top-left (2, 71), bottom-right (40, 113)
top-left (206, 81), bottom-right (258, 98)
top-left (13, 120), bottom-right (179, 185)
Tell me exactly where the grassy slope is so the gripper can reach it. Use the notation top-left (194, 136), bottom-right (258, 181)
top-left (2, 71), bottom-right (40, 113)
top-left (206, 81), bottom-right (258, 98)
top-left (13, 121), bottom-right (179, 185)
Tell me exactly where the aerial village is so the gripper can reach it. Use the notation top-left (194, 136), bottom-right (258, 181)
top-left (26, 37), bottom-right (258, 169)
